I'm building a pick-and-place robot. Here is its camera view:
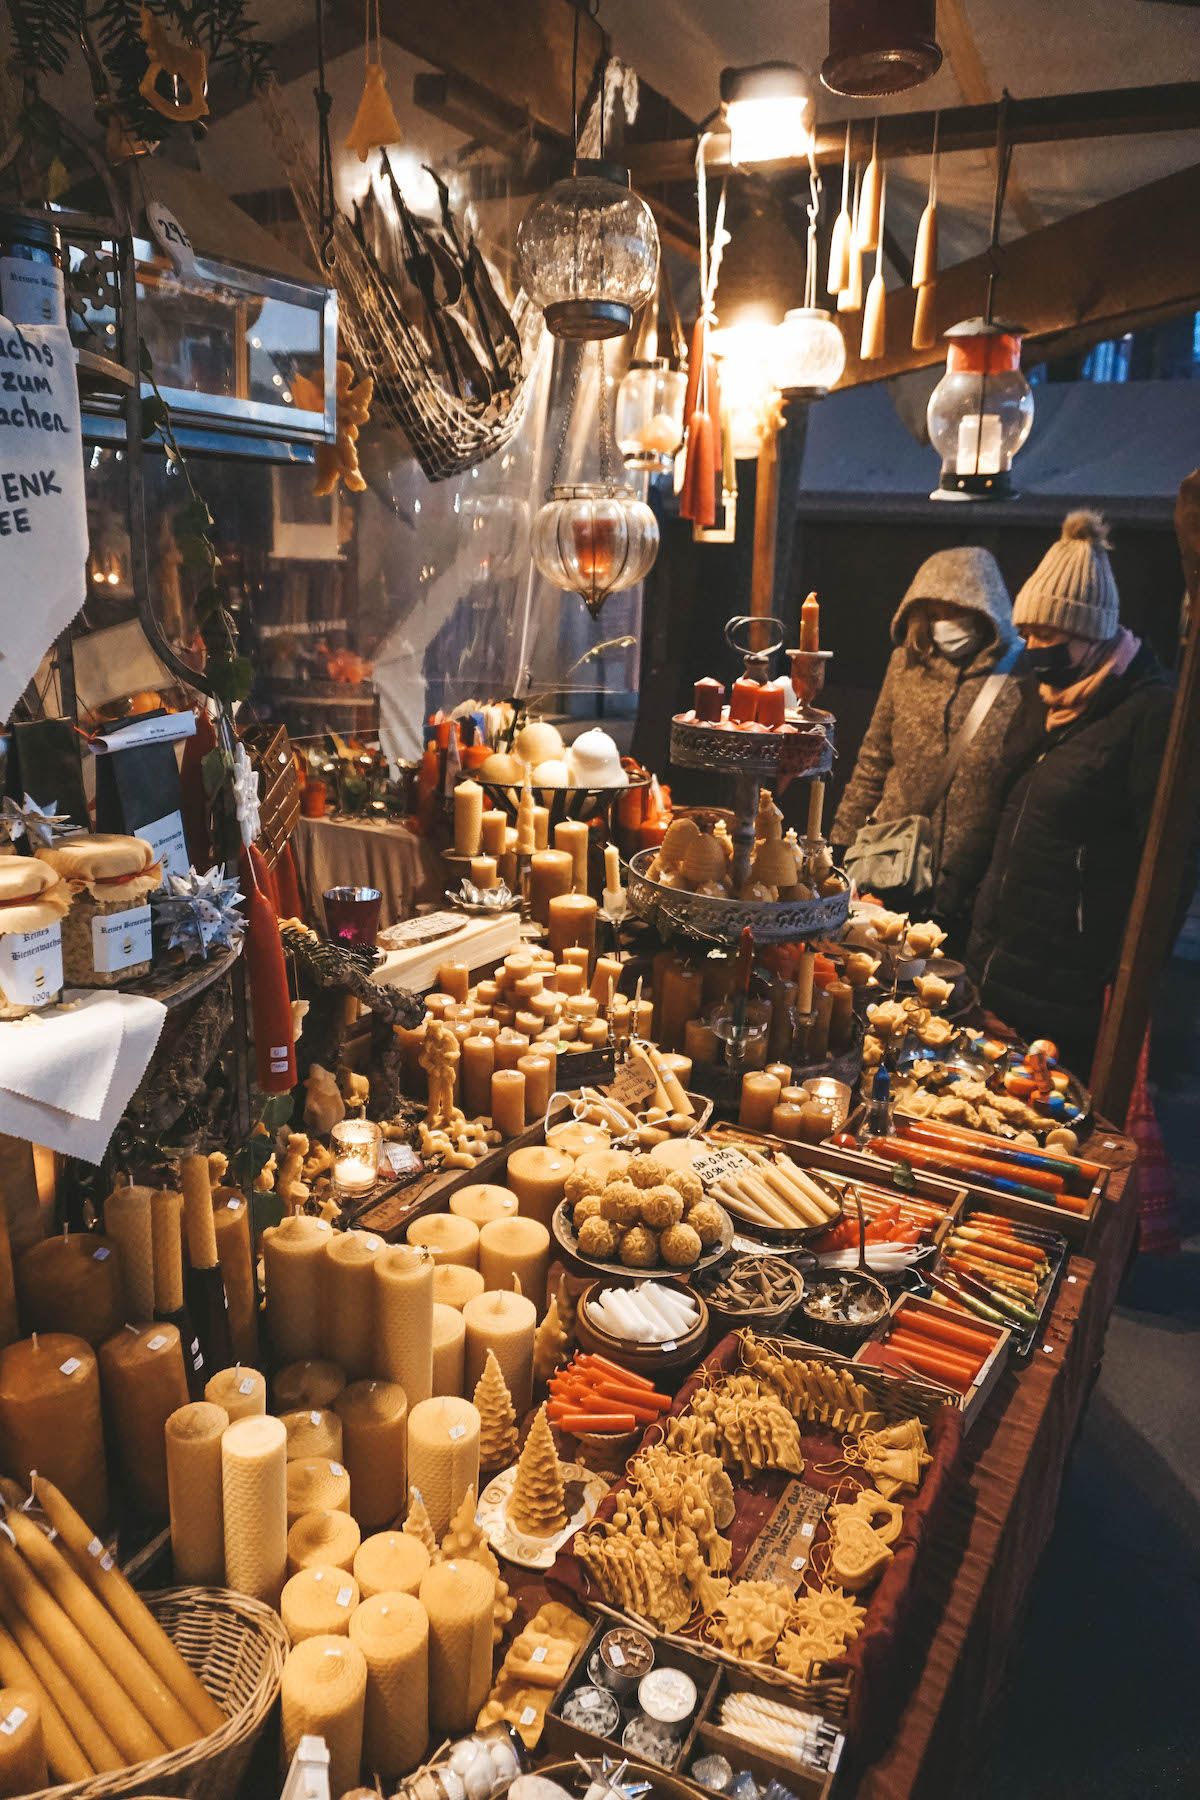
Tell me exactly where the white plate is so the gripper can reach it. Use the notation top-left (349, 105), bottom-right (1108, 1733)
top-left (477, 1460), bottom-right (608, 1570)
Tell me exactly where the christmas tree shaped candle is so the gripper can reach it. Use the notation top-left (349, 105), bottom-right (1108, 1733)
top-left (506, 1406), bottom-right (566, 1538)
top-left (472, 1350), bottom-right (518, 1473)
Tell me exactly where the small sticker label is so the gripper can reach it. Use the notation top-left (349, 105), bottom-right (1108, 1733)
top-left (227, 1199), bottom-right (241, 1211)
top-left (800, 1521), bottom-right (815, 1538)
top-left (99, 1551), bottom-right (115, 1571)
top-left (1067, 1275), bottom-right (1077, 1284)
top-left (448, 1425), bottom-right (465, 1441)
top-left (336, 1585), bottom-right (354, 1607)
top-left (520, 1707), bottom-right (538, 1727)
top-left (1043, 1344), bottom-right (1053, 1354)
top-left (87, 1536), bottom-right (104, 1558)
top-left (310, 1411), bottom-right (322, 1425)
top-left (530, 1645), bottom-right (547, 1664)
top-left (238, 1377), bottom-right (256, 1396)
top-left (0, 924), bottom-right (63, 1008)
top-left (791, 1556), bottom-right (807, 1571)
top-left (91, 904), bottom-right (152, 973)
top-left (661, 1340), bottom-right (677, 1354)
top-left (0, 1705), bottom-right (28, 1735)
top-left (92, 1246), bottom-right (110, 1261)
top-left (147, 1333), bottom-right (168, 1351)
top-left (59, 1357), bottom-right (81, 1376)
top-left (608, 1644), bottom-right (625, 1667)
top-left (330, 1462), bottom-right (344, 1476)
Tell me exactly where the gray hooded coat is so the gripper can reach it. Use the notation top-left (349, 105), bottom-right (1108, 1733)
top-left (831, 547), bottom-right (1024, 925)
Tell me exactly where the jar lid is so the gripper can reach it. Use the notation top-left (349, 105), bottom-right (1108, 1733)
top-left (37, 832), bottom-right (161, 897)
top-left (0, 208), bottom-right (62, 254)
top-left (0, 854), bottom-right (71, 933)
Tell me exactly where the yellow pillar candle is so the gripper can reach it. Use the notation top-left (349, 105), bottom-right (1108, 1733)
top-left (281, 1566), bottom-right (360, 1644)
top-left (589, 955), bottom-right (623, 1005)
top-left (0, 1334), bottom-right (108, 1532)
top-left (350, 1592), bottom-right (429, 1780)
top-left (179, 1154), bottom-right (219, 1272)
top-left (532, 805), bottom-right (550, 851)
top-left (490, 1069), bottom-right (526, 1139)
top-left (479, 810), bottom-right (508, 857)
top-left (546, 1120), bottom-right (610, 1158)
top-left (165, 1401), bottom-right (227, 1586)
top-left (99, 1323), bottom-right (189, 1517)
top-left (529, 849), bottom-right (573, 926)
top-left (581, 1020), bottom-right (608, 1046)
top-left (281, 1409), bottom-right (344, 1463)
top-left (420, 1559), bottom-right (495, 1737)
top-left (553, 819), bottom-right (589, 891)
top-left (324, 1231), bottom-right (381, 1382)
top-left (431, 1303), bottom-right (466, 1397)
top-left (103, 1185), bottom-right (155, 1321)
top-left (462, 1290), bottom-right (536, 1414)
top-left (274, 1359), bottom-right (347, 1413)
top-left (553, 962), bottom-right (585, 996)
top-left (211, 1189), bottom-right (258, 1364)
top-left (286, 1457), bottom-right (351, 1527)
top-left (204, 1364), bottom-right (266, 1423)
top-left (0, 1688), bottom-right (47, 1794)
top-left (288, 1509), bottom-right (362, 1579)
top-left (14, 1234), bottom-right (124, 1347)
top-left (222, 1415), bottom-right (288, 1607)
top-left (659, 1050), bottom-right (693, 1090)
top-left (547, 893), bottom-right (597, 961)
top-left (685, 1018), bottom-right (718, 1065)
top-left (407, 1214), bottom-right (479, 1269)
top-left (436, 959), bottom-right (471, 1003)
top-left (375, 1248), bottom-right (433, 1406)
top-left (263, 1215), bottom-right (332, 1363)
top-left (406, 1397), bottom-right (481, 1540)
top-left (149, 1189), bottom-right (184, 1315)
top-left (280, 1635), bottom-right (366, 1800)
top-left (335, 1379), bottom-right (408, 1534)
top-left (796, 947), bottom-right (817, 1014)
top-left (514, 1008), bottom-right (542, 1039)
top-left (449, 1185), bottom-right (518, 1228)
top-left (493, 1029), bottom-right (531, 1072)
top-left (453, 779), bottom-right (484, 857)
top-left (516, 1054), bottom-right (552, 1123)
top-left (504, 1146), bottom-right (572, 1232)
top-left (739, 1071), bottom-right (782, 1130)
top-left (433, 1266), bottom-right (485, 1311)
top-left (461, 1035), bottom-right (495, 1118)
top-left (353, 1531), bottom-right (430, 1601)
top-left (469, 855), bottom-right (497, 890)
top-left (477, 1219), bottom-right (550, 1320)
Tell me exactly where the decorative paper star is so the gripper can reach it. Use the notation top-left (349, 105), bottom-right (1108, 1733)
top-left (576, 1757), bottom-right (653, 1800)
top-left (232, 743), bottom-right (261, 846)
top-left (153, 865), bottom-right (245, 959)
top-left (1, 794), bottom-right (81, 850)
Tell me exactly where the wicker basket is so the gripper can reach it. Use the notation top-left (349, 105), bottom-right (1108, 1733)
top-left (30, 1588), bottom-right (288, 1800)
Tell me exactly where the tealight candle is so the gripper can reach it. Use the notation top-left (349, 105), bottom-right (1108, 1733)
top-left (330, 1120), bottom-right (382, 1197)
top-left (513, 974), bottom-right (543, 1000)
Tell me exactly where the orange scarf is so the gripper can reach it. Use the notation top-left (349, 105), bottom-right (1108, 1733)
top-left (1040, 627), bottom-right (1140, 731)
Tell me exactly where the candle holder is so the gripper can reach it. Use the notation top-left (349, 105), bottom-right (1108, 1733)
top-left (787, 647), bottom-right (833, 709)
top-left (712, 1003), bottom-right (769, 1080)
top-left (323, 886), bottom-right (383, 948)
top-left (802, 1076), bottom-right (853, 1133)
top-left (331, 1119), bottom-right (383, 1199)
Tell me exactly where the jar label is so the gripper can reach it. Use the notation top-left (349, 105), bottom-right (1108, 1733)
top-left (0, 924), bottom-right (62, 1008)
top-left (139, 810), bottom-right (189, 882)
top-left (91, 905), bottom-right (152, 972)
top-left (0, 256), bottom-right (65, 328)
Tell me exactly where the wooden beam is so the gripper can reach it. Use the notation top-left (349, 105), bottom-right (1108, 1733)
top-left (625, 82), bottom-right (1200, 187)
top-left (1091, 469), bottom-right (1200, 1122)
top-left (937, 0), bottom-right (1042, 234)
top-left (834, 161), bottom-right (1200, 387)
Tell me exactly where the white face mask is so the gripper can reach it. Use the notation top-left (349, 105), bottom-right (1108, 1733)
top-left (931, 618), bottom-right (979, 661)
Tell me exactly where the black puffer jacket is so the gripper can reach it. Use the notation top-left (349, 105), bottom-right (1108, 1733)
top-left (965, 644), bottom-right (1176, 1073)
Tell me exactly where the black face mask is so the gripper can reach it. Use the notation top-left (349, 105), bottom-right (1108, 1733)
top-left (1020, 642), bottom-right (1074, 685)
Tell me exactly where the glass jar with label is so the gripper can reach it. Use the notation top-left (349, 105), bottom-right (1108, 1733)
top-left (0, 208), bottom-right (66, 329)
top-left (35, 833), bottom-right (163, 988)
top-left (0, 856), bottom-right (71, 1016)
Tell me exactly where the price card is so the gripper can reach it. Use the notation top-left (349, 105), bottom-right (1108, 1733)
top-left (147, 1334), bottom-right (169, 1351)
top-left (336, 1586), bottom-right (354, 1608)
top-left (691, 1144), bottom-right (755, 1189)
top-left (519, 1707), bottom-right (538, 1728)
top-left (448, 1424), bottom-right (465, 1441)
top-left (602, 1057), bottom-right (658, 1110)
top-left (530, 1645), bottom-right (547, 1664)
top-left (0, 1706), bottom-right (28, 1735)
top-left (59, 1357), bottom-right (82, 1376)
top-left (238, 1377), bottom-right (256, 1396)
top-left (608, 1643), bottom-right (626, 1667)
top-left (661, 1340), bottom-right (677, 1354)
top-left (92, 1246), bottom-right (110, 1261)
top-left (383, 1143), bottom-right (424, 1183)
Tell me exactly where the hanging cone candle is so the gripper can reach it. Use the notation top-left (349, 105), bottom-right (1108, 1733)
top-left (838, 168), bottom-right (864, 314)
top-left (861, 174), bottom-right (887, 361)
top-left (344, 62), bottom-right (402, 163)
top-left (858, 119), bottom-right (882, 254)
top-left (913, 114), bottom-right (939, 291)
top-left (912, 278), bottom-right (937, 352)
top-left (680, 408), bottom-right (716, 527)
top-left (827, 124), bottom-right (852, 297)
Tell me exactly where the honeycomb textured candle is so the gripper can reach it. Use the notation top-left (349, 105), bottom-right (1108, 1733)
top-left (335, 1379), bottom-right (407, 1534)
top-left (375, 1247), bottom-right (433, 1405)
top-left (103, 1186), bottom-right (155, 1320)
top-left (281, 1566), bottom-right (360, 1643)
top-left (406, 1213), bottom-right (479, 1270)
top-left (432, 1265), bottom-right (485, 1312)
top-left (222, 1415), bottom-right (288, 1606)
top-left (324, 1232), bottom-right (380, 1380)
top-left (204, 1364), bottom-right (266, 1423)
top-left (462, 1289), bottom-right (536, 1414)
top-left (281, 1408), bottom-right (344, 1463)
top-left (150, 1189), bottom-right (184, 1314)
top-left (353, 1531), bottom-right (430, 1600)
top-left (0, 1333), bottom-right (107, 1529)
top-left (211, 1189), bottom-right (258, 1363)
top-left (406, 1397), bottom-right (480, 1540)
top-left (286, 1457), bottom-right (351, 1527)
top-left (165, 1400), bottom-right (227, 1586)
top-left (274, 1358), bottom-right (346, 1412)
top-left (99, 1323), bottom-right (189, 1517)
top-left (280, 1634), bottom-right (366, 1799)
top-left (431, 1303), bottom-right (466, 1397)
top-left (350, 1593), bottom-right (428, 1778)
top-left (288, 1509), bottom-right (361, 1579)
top-left (264, 1216), bottom-right (331, 1362)
top-left (419, 1559), bottom-right (494, 1735)
top-left (0, 1687), bottom-right (47, 1794)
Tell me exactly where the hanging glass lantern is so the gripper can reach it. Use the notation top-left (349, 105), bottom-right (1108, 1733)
top-left (721, 62), bottom-right (812, 166)
top-left (516, 159), bottom-right (660, 341)
top-left (615, 361), bottom-right (688, 469)
top-left (927, 318), bottom-right (1034, 500)
top-left (531, 483), bottom-right (659, 620)
top-left (770, 306), bottom-right (847, 399)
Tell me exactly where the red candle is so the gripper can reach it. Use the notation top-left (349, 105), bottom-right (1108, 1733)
top-left (755, 681), bottom-right (787, 728)
top-left (729, 677), bottom-right (760, 723)
top-left (693, 677), bottom-right (724, 722)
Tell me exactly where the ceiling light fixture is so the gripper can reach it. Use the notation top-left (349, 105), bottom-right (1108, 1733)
top-left (720, 62), bottom-right (813, 166)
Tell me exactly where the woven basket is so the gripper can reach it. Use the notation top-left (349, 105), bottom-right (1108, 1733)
top-left (31, 1587), bottom-right (288, 1800)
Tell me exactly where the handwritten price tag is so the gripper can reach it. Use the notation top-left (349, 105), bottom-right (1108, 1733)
top-left (691, 1145), bottom-right (755, 1189)
top-left (602, 1058), bottom-right (657, 1109)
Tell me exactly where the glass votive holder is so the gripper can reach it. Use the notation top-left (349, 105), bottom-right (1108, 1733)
top-left (331, 1119), bottom-right (382, 1198)
top-left (323, 886), bottom-right (382, 947)
top-left (802, 1076), bottom-right (853, 1133)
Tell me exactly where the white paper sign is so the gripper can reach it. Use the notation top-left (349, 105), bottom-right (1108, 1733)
top-left (89, 711), bottom-right (197, 754)
top-left (0, 317), bottom-right (87, 723)
top-left (91, 905), bottom-right (152, 973)
top-left (691, 1145), bottom-right (755, 1188)
top-left (0, 257), bottom-right (64, 327)
top-left (0, 923), bottom-right (62, 1008)
top-left (140, 811), bottom-right (189, 881)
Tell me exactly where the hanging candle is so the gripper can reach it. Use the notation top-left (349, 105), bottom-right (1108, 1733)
top-left (517, 160), bottom-right (659, 340)
top-left (860, 172), bottom-right (888, 360)
top-left (827, 124), bottom-right (853, 297)
top-left (531, 485), bottom-right (659, 620)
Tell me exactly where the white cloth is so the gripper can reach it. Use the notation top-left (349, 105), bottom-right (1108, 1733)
top-left (0, 991), bottom-right (166, 1163)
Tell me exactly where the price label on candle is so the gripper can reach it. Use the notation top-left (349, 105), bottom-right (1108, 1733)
top-left (147, 1334), bottom-right (169, 1351)
top-left (92, 1246), bottom-right (110, 1261)
top-left (448, 1425), bottom-right (466, 1441)
top-left (238, 1377), bottom-right (256, 1396)
top-left (227, 1198), bottom-right (241, 1211)
top-left (520, 1707), bottom-right (538, 1728)
top-left (690, 1145), bottom-right (755, 1188)
top-left (530, 1645), bottom-right (547, 1664)
top-left (661, 1341), bottom-right (677, 1354)
top-left (336, 1585), bottom-right (354, 1608)
top-left (310, 1411), bottom-right (322, 1425)
top-left (608, 1644), bottom-right (626, 1667)
top-left (59, 1357), bottom-right (82, 1376)
top-left (331, 1462), bottom-right (345, 1476)
top-left (602, 1058), bottom-right (657, 1109)
top-left (0, 1706), bottom-right (28, 1735)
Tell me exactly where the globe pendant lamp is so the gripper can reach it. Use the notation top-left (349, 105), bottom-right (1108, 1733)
top-left (821, 0), bottom-right (943, 97)
top-left (516, 157), bottom-right (660, 341)
top-left (531, 482), bottom-right (659, 619)
top-left (771, 306), bottom-right (846, 399)
top-left (927, 318), bottom-right (1034, 500)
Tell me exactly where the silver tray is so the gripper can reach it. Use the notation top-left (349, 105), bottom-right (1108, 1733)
top-left (626, 847), bottom-right (851, 945)
top-left (669, 713), bottom-right (834, 779)
top-left (551, 1195), bottom-right (734, 1281)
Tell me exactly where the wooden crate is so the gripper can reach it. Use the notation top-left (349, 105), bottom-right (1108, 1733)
top-left (692, 1664), bottom-right (845, 1798)
top-left (855, 1292), bottom-right (1011, 1434)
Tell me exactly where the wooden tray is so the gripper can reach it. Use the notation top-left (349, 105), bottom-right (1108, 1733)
top-left (855, 1292), bottom-right (1012, 1434)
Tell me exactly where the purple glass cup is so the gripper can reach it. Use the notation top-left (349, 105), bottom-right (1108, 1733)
top-left (323, 886), bottom-right (382, 947)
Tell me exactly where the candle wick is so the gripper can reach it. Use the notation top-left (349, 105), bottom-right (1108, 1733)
top-left (30, 1334), bottom-right (37, 1352)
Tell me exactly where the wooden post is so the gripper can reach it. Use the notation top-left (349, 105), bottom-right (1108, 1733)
top-left (1090, 467), bottom-right (1200, 1121)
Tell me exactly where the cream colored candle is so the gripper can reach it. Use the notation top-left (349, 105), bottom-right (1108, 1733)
top-left (659, 1051), bottom-right (693, 1089)
top-left (354, 1531), bottom-right (430, 1601)
top-left (462, 1290), bottom-right (536, 1414)
top-left (222, 1414), bottom-right (288, 1606)
top-left (274, 1359), bottom-right (346, 1412)
top-left (479, 811), bottom-right (508, 857)
top-left (473, 1015), bottom-right (500, 1041)
top-left (0, 1688), bottom-right (47, 1793)
top-left (406, 1398), bottom-right (481, 1540)
top-left (432, 1266), bottom-right (485, 1311)
top-left (796, 947), bottom-right (817, 1014)
top-left (581, 1020), bottom-right (609, 1046)
top-left (516, 1054), bottom-right (552, 1123)
top-left (281, 1566), bottom-right (360, 1644)
top-left (493, 1029), bottom-right (530, 1072)
top-left (449, 1185), bottom-right (518, 1228)
top-left (514, 1008), bottom-right (542, 1039)
top-left (562, 947), bottom-right (590, 974)
top-left (553, 962), bottom-right (585, 996)
top-left (350, 1592), bottom-right (429, 1780)
top-left (149, 1189), bottom-right (184, 1315)
top-left (589, 955), bottom-right (622, 1005)
top-left (420, 1559), bottom-right (494, 1736)
top-left (529, 989), bottom-right (560, 1024)
top-left (505, 1146), bottom-right (572, 1232)
top-left (288, 1508), bottom-right (362, 1578)
top-left (529, 849), bottom-right (573, 925)
top-left (179, 1155), bottom-right (219, 1272)
top-left (548, 893), bottom-right (597, 960)
top-left (604, 841), bottom-right (622, 893)
top-left (513, 972), bottom-right (543, 1001)
top-left (685, 1018), bottom-right (718, 1065)
top-left (281, 1408), bottom-right (344, 1463)
top-left (286, 1457), bottom-right (351, 1527)
top-left (566, 993), bottom-right (599, 1024)
top-left (807, 778), bottom-right (825, 842)
top-left (280, 1634), bottom-right (366, 1800)
top-left (199, 1355), bottom-right (264, 1420)
top-left (407, 1214), bottom-right (479, 1269)
top-left (324, 1231), bottom-right (381, 1382)
top-left (103, 1185), bottom-right (155, 1321)
top-left (739, 1071), bottom-right (782, 1130)
top-left (15, 1234), bottom-right (124, 1347)
top-left (263, 1215), bottom-right (331, 1363)
top-left (461, 1035), bottom-right (495, 1118)
top-left (453, 779), bottom-right (484, 857)
top-left (431, 1304), bottom-right (466, 1397)
top-left (211, 1189), bottom-right (258, 1364)
top-left (424, 992), bottom-right (453, 1020)
top-left (490, 1069), bottom-right (526, 1139)
top-left (335, 1379), bottom-right (408, 1534)
top-left (469, 855), bottom-right (498, 890)
top-left (165, 1401), bottom-right (227, 1586)
top-left (553, 819), bottom-right (589, 891)
top-left (477, 1219), bottom-right (550, 1320)
top-left (99, 1323), bottom-right (189, 1517)
top-left (375, 1247), bottom-right (433, 1405)
top-left (436, 961), bottom-right (470, 1006)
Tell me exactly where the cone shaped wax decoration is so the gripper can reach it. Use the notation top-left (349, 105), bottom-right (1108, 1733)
top-left (912, 279), bottom-right (937, 351)
top-left (861, 175), bottom-right (888, 361)
top-left (403, 1488), bottom-right (440, 1560)
top-left (838, 168), bottom-right (864, 313)
top-left (344, 62), bottom-right (402, 162)
top-left (913, 198), bottom-right (938, 290)
top-left (532, 1294), bottom-right (568, 1384)
top-left (473, 1349), bottom-right (519, 1472)
top-left (857, 119), bottom-right (881, 254)
top-left (441, 1487), bottom-right (516, 1645)
top-left (828, 123), bottom-right (853, 297)
top-left (505, 1405), bottom-right (567, 1538)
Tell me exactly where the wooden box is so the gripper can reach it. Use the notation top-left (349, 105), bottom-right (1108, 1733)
top-left (690, 1664), bottom-right (844, 1798)
top-left (543, 1616), bottom-right (718, 1778)
top-left (854, 1292), bottom-right (1011, 1433)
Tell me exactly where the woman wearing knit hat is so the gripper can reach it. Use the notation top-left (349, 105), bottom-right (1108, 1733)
top-left (832, 545), bottom-right (1024, 939)
top-left (963, 510), bottom-right (1176, 1076)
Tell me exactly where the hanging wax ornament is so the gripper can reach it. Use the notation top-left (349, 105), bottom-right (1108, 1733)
top-left (827, 123), bottom-right (852, 297)
top-left (838, 166), bottom-right (865, 314)
top-left (912, 280), bottom-right (937, 353)
top-left (344, 63), bottom-right (402, 162)
top-left (913, 117), bottom-right (939, 289)
top-left (860, 172), bottom-right (887, 360)
top-left (293, 363), bottom-right (373, 498)
top-left (138, 9), bottom-right (209, 123)
top-left (857, 120), bottom-right (882, 254)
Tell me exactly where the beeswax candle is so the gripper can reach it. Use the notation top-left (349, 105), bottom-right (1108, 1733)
top-left (436, 959), bottom-right (470, 1003)
top-left (406, 1214), bottom-right (479, 1269)
top-left (449, 1185), bottom-right (518, 1228)
top-left (281, 1566), bottom-right (360, 1644)
top-left (469, 855), bottom-right (497, 890)
top-left (280, 1635), bottom-right (366, 1800)
top-left (211, 1188), bottom-right (258, 1364)
top-left (461, 1035), bottom-right (495, 1117)
top-left (222, 1415), bottom-right (288, 1607)
top-left (286, 1457), bottom-right (351, 1527)
top-left (420, 1559), bottom-right (494, 1736)
top-left (477, 1218), bottom-right (550, 1322)
top-left (492, 1030), bottom-right (530, 1072)
top-left (462, 1289), bottom-right (536, 1413)
top-left (0, 1584), bottom-right (120, 1775)
top-left (479, 811), bottom-right (508, 858)
top-left (263, 1215), bottom-right (331, 1363)
top-left (15, 1234), bottom-right (124, 1346)
top-left (353, 1531), bottom-right (430, 1600)
top-left (99, 1323), bottom-right (189, 1517)
top-left (739, 1071), bottom-right (782, 1131)
top-left (0, 1688), bottom-right (47, 1794)
top-left (432, 1266), bottom-right (485, 1311)
top-left (529, 849), bottom-right (573, 925)
top-left (103, 1185), bottom-right (155, 1321)
top-left (150, 1189), bottom-right (185, 1314)
top-left (516, 1054), bottom-right (551, 1123)
top-left (406, 1397), bottom-right (481, 1539)
top-left (334, 1379), bottom-right (408, 1533)
top-left (0, 1630), bottom-right (88, 1784)
top-left (165, 1401), bottom-right (227, 1586)
top-left (324, 1232), bottom-right (380, 1380)
top-left (503, 1147), bottom-right (572, 1232)
top-left (546, 1120), bottom-right (609, 1157)
top-left (490, 1069), bottom-right (526, 1139)
top-left (431, 1303), bottom-right (466, 1396)
top-left (204, 1364), bottom-right (266, 1423)
top-left (350, 1592), bottom-right (429, 1779)
top-left (553, 819), bottom-right (590, 891)
top-left (453, 780), bottom-right (483, 857)
top-left (553, 962), bottom-right (584, 996)
top-left (179, 1155), bottom-right (219, 1271)
top-left (274, 1359), bottom-right (347, 1412)
top-left (281, 1409), bottom-right (344, 1463)
top-left (288, 1509), bottom-right (362, 1578)
top-left (375, 1247), bottom-right (433, 1406)
top-left (547, 893), bottom-right (597, 961)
